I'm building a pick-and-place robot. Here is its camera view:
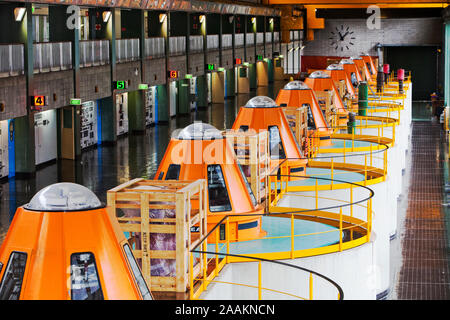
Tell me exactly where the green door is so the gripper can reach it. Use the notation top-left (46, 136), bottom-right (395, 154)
top-left (177, 79), bottom-right (190, 115)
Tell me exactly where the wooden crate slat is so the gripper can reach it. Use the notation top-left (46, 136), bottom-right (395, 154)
top-left (224, 129), bottom-right (269, 205)
top-left (108, 178), bottom-right (207, 293)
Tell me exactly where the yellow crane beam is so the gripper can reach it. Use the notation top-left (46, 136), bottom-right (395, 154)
top-left (266, 0), bottom-right (448, 8)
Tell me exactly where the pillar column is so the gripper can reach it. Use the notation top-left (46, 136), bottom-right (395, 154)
top-left (15, 4), bottom-right (35, 176)
top-left (102, 8), bottom-right (118, 142)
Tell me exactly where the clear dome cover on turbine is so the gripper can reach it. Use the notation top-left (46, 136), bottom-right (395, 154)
top-left (24, 183), bottom-right (102, 211)
top-left (309, 70), bottom-right (330, 79)
top-left (244, 96), bottom-right (277, 108)
top-left (283, 81), bottom-right (311, 90)
top-left (340, 58), bottom-right (355, 65)
top-left (175, 122), bottom-right (223, 140)
top-left (326, 64), bottom-right (344, 70)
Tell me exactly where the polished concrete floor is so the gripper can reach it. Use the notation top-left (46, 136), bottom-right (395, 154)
top-left (390, 102), bottom-right (450, 300)
top-left (391, 116), bottom-right (450, 299)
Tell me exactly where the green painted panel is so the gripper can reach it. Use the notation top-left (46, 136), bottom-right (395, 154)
top-left (98, 96), bottom-right (116, 142)
top-left (157, 85), bottom-right (169, 122)
top-left (128, 90), bottom-right (145, 132)
top-left (177, 79), bottom-right (190, 114)
top-left (249, 63), bottom-right (257, 89)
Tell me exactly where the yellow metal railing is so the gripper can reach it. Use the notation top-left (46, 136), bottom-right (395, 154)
top-left (189, 225), bottom-right (346, 300)
top-left (188, 171), bottom-right (375, 300)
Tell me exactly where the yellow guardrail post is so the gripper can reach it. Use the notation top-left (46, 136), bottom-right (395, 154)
top-left (189, 252), bottom-right (194, 300)
top-left (315, 179), bottom-right (319, 209)
top-left (351, 131), bottom-right (355, 151)
top-left (291, 212), bottom-right (295, 259)
top-left (258, 261), bottom-right (262, 300)
top-left (367, 199), bottom-right (371, 242)
top-left (203, 239), bottom-right (207, 290)
top-left (350, 185), bottom-right (353, 218)
top-left (343, 140), bottom-right (346, 163)
top-left (393, 123), bottom-right (396, 143)
top-left (309, 273), bottom-right (313, 300)
top-left (331, 159), bottom-right (334, 190)
top-left (339, 207), bottom-right (343, 252)
top-left (226, 218), bottom-right (230, 264)
top-left (377, 126), bottom-right (380, 144)
top-left (364, 154), bottom-right (367, 186)
top-left (215, 228), bottom-right (219, 277)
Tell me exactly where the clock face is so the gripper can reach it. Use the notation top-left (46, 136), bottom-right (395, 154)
top-left (329, 25), bottom-right (356, 52)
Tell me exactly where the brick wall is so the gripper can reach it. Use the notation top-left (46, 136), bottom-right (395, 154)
top-left (80, 65), bottom-right (111, 102)
top-left (206, 50), bottom-right (220, 67)
top-left (247, 46), bottom-right (256, 63)
top-left (0, 76), bottom-right (27, 121)
top-left (116, 61), bottom-right (142, 92)
top-left (303, 18), bottom-right (443, 59)
top-left (222, 49), bottom-right (234, 69)
top-left (168, 55), bottom-right (187, 79)
top-left (33, 70), bottom-right (74, 111)
top-left (256, 44), bottom-right (264, 56)
top-left (235, 48), bottom-right (245, 62)
top-left (188, 53), bottom-right (205, 76)
top-left (143, 58), bottom-right (166, 86)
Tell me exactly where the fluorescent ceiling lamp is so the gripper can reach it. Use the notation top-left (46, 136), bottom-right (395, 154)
top-left (159, 13), bottom-right (167, 23)
top-left (102, 11), bottom-right (111, 23)
top-left (14, 7), bottom-right (26, 22)
top-left (199, 15), bottom-right (205, 23)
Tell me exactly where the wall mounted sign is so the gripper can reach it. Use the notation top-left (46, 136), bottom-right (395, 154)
top-left (168, 70), bottom-right (179, 79)
top-left (112, 80), bottom-right (127, 90)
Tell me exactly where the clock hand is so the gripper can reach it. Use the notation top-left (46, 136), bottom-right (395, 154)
top-left (342, 31), bottom-right (350, 39)
top-left (338, 32), bottom-right (344, 41)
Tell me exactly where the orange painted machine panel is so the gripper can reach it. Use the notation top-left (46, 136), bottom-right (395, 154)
top-left (304, 76), bottom-right (348, 114)
top-left (0, 204), bottom-right (150, 300)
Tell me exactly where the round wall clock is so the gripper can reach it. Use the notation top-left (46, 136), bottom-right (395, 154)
top-left (329, 25), bottom-right (356, 52)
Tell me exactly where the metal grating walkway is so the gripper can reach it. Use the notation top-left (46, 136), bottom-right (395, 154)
top-left (396, 121), bottom-right (450, 299)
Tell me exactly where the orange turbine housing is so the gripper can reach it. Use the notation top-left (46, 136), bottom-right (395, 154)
top-left (304, 71), bottom-right (348, 115)
top-left (325, 64), bottom-right (356, 99)
top-left (231, 96), bottom-right (308, 173)
top-left (361, 53), bottom-right (377, 77)
top-left (351, 56), bottom-right (372, 82)
top-left (275, 81), bottom-right (333, 147)
top-left (0, 183), bottom-right (152, 300)
top-left (340, 58), bottom-right (363, 87)
top-left (154, 122), bottom-right (266, 242)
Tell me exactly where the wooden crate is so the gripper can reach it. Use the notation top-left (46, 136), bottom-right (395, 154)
top-left (223, 130), bottom-right (270, 205)
top-left (282, 105), bottom-right (308, 153)
top-left (315, 90), bottom-right (335, 126)
top-left (107, 178), bottom-right (207, 292)
top-left (333, 80), bottom-right (346, 99)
